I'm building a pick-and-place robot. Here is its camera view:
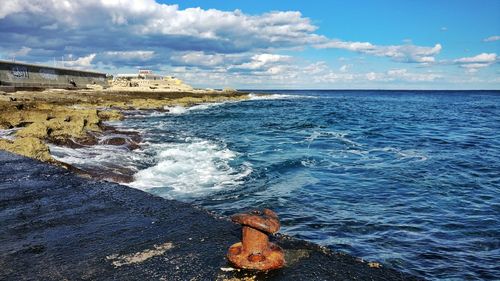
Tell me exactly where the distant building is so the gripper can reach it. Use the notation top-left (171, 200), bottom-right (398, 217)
top-left (111, 70), bottom-right (193, 91)
top-left (0, 60), bottom-right (107, 92)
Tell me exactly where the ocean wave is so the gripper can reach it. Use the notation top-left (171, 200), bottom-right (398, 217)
top-left (0, 128), bottom-right (20, 140)
top-left (122, 101), bottom-right (232, 119)
top-left (377, 147), bottom-right (428, 161)
top-left (306, 130), bottom-right (362, 148)
top-left (163, 101), bottom-right (237, 114)
top-left (128, 138), bottom-right (252, 197)
top-left (163, 105), bottom-right (188, 115)
top-left (50, 144), bottom-right (143, 168)
top-left (328, 146), bottom-right (428, 165)
top-left (248, 93), bottom-right (313, 100)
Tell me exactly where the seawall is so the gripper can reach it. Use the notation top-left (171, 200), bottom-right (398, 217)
top-left (0, 60), bottom-right (107, 91)
top-left (0, 151), bottom-right (421, 280)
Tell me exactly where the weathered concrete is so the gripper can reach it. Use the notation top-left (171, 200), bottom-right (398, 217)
top-left (0, 60), bottom-right (107, 91)
top-left (0, 151), bottom-right (421, 281)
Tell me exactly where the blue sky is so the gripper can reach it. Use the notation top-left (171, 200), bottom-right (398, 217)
top-left (1, 0), bottom-right (498, 89)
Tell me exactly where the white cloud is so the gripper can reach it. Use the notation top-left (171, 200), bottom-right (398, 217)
top-left (461, 63), bottom-right (491, 69)
top-left (42, 23), bottom-right (59, 30)
top-left (460, 64), bottom-right (488, 73)
top-left (0, 0), bottom-right (30, 19)
top-left (311, 67), bottom-right (442, 84)
top-left (317, 40), bottom-right (442, 63)
top-left (299, 61), bottom-right (328, 75)
top-left (238, 54), bottom-right (292, 70)
top-left (387, 68), bottom-right (441, 81)
top-left (1, 0), bottom-right (497, 89)
top-left (0, 0), bottom-right (446, 69)
top-left (0, 0), bottom-right (324, 53)
top-left (170, 56), bottom-right (443, 88)
top-left (168, 51), bottom-right (294, 77)
top-left (454, 53), bottom-right (497, 64)
top-left (266, 66), bottom-right (287, 75)
top-left (170, 51), bottom-right (246, 68)
top-left (105, 51), bottom-right (155, 60)
top-left (366, 72), bottom-right (381, 81)
top-left (62, 53), bottom-right (96, 69)
top-left (483, 35), bottom-right (500, 42)
top-left (339, 64), bottom-right (350, 72)
top-left (11, 46), bottom-right (31, 57)
top-left (454, 53), bottom-right (497, 72)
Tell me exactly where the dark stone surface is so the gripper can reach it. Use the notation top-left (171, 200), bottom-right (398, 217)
top-left (0, 151), bottom-right (422, 280)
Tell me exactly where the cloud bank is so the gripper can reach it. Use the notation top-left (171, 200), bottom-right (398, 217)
top-left (0, 0), bottom-right (497, 88)
top-left (454, 53), bottom-right (498, 73)
top-left (317, 41), bottom-right (442, 63)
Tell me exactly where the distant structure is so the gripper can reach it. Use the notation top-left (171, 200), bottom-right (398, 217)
top-left (110, 69), bottom-right (194, 91)
top-left (0, 60), bottom-right (107, 92)
top-left (0, 62), bottom-right (216, 93)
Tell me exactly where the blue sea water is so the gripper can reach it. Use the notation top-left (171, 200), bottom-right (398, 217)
top-left (51, 90), bottom-right (500, 280)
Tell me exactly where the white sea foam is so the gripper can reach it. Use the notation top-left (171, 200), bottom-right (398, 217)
top-left (248, 93), bottom-right (296, 100)
top-left (328, 146), bottom-right (428, 164)
top-left (128, 138), bottom-right (252, 197)
top-left (163, 101), bottom-right (229, 115)
top-left (0, 128), bottom-right (20, 140)
top-left (50, 144), bottom-right (144, 169)
top-left (248, 93), bottom-right (315, 100)
top-left (162, 105), bottom-right (187, 114)
top-left (189, 102), bottom-right (226, 111)
top-left (377, 147), bottom-right (428, 161)
top-left (306, 131), bottom-right (323, 149)
top-left (123, 102), bottom-right (229, 119)
top-left (50, 135), bottom-right (253, 197)
top-left (306, 131), bottom-right (361, 147)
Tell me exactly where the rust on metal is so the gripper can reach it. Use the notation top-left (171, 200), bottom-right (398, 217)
top-left (227, 209), bottom-right (285, 270)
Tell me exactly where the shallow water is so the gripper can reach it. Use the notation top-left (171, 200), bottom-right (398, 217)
top-left (51, 90), bottom-right (500, 280)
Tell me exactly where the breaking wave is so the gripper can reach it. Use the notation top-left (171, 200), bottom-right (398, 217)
top-left (128, 138), bottom-right (252, 198)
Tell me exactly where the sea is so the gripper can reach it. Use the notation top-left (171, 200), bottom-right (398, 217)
top-left (50, 90), bottom-right (500, 281)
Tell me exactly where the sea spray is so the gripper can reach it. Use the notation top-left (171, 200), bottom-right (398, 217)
top-left (128, 138), bottom-right (252, 197)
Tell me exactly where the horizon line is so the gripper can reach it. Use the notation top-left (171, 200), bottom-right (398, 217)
top-left (237, 88), bottom-right (500, 91)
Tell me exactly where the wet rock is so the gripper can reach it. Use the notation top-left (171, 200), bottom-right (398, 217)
top-left (101, 125), bottom-right (142, 143)
top-left (0, 151), bottom-right (421, 281)
top-left (24, 245), bottom-right (46, 254)
top-left (97, 110), bottom-right (124, 121)
top-left (0, 120), bottom-right (12, 129)
top-left (16, 122), bottom-right (49, 139)
top-left (99, 137), bottom-right (140, 150)
top-left (101, 137), bottom-right (127, 146)
top-left (0, 137), bottom-right (52, 162)
top-left (48, 134), bottom-right (98, 148)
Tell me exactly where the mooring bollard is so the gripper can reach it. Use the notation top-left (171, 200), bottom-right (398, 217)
top-left (227, 209), bottom-right (285, 270)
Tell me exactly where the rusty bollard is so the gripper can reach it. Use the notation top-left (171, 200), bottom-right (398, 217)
top-left (227, 209), bottom-right (285, 270)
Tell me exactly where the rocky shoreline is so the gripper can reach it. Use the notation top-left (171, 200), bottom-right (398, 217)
top-left (0, 151), bottom-right (421, 280)
top-left (0, 89), bottom-right (249, 172)
top-left (0, 89), bottom-right (423, 280)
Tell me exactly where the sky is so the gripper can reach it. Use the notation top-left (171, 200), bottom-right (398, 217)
top-left (0, 0), bottom-right (499, 89)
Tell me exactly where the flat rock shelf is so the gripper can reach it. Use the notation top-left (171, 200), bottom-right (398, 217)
top-left (0, 151), bottom-right (421, 280)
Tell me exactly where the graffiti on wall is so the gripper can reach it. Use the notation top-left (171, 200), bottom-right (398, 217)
top-left (10, 66), bottom-right (29, 79)
top-left (39, 68), bottom-right (57, 80)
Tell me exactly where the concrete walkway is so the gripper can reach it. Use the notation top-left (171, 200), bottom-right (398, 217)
top-left (0, 151), bottom-right (420, 280)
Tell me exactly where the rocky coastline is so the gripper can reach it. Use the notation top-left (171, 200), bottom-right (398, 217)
top-left (0, 88), bottom-right (423, 280)
top-left (0, 89), bottom-right (248, 172)
top-left (0, 150), bottom-right (421, 280)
